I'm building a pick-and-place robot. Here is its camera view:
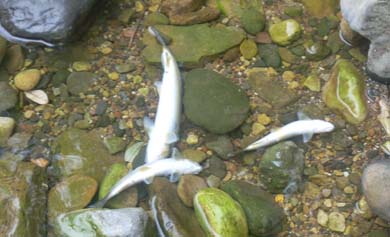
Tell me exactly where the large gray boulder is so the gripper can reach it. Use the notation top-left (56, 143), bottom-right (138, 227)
top-left (340, 0), bottom-right (390, 83)
top-left (0, 0), bottom-right (100, 46)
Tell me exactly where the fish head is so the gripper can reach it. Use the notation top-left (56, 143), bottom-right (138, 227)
top-left (314, 121), bottom-right (335, 133)
top-left (177, 159), bottom-right (203, 175)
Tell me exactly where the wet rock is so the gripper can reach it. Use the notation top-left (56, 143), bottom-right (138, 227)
top-left (177, 175), bottom-right (208, 207)
top-left (0, 0), bottom-right (99, 45)
top-left (0, 117), bottom-right (15, 146)
top-left (66, 72), bottom-right (96, 95)
top-left (142, 24), bottom-right (245, 66)
top-left (4, 44), bottom-right (24, 73)
top-left (248, 68), bottom-right (299, 108)
top-left (115, 63), bottom-right (136, 74)
top-left (170, 7), bottom-right (220, 25)
top-left (328, 212), bottom-right (346, 232)
top-left (182, 149), bottom-right (207, 163)
top-left (205, 136), bottom-right (234, 160)
top-left (317, 209), bottom-right (328, 227)
top-left (194, 188), bottom-right (248, 237)
top-left (14, 69), bottom-right (41, 91)
top-left (269, 19), bottom-right (301, 46)
top-left (284, 5), bottom-right (303, 17)
top-left (278, 47), bottom-right (298, 64)
top-left (221, 180), bottom-right (286, 236)
top-left (240, 9), bottom-right (266, 35)
top-left (223, 47), bottom-right (240, 62)
top-left (341, 0), bottom-right (390, 83)
top-left (303, 74), bottom-right (321, 92)
top-left (322, 59), bottom-right (367, 124)
top-left (0, 160), bottom-right (47, 237)
top-left (103, 136), bottom-right (127, 154)
top-left (183, 69), bottom-right (249, 134)
top-left (258, 44), bottom-right (281, 68)
top-left (0, 37), bottom-right (7, 63)
top-left (161, 0), bottom-right (204, 16)
top-left (302, 0), bottom-right (339, 18)
top-left (217, 0), bottom-right (263, 19)
top-left (149, 177), bottom-right (206, 237)
top-left (361, 160), bottom-right (390, 221)
top-left (72, 61), bottom-right (91, 72)
top-left (54, 208), bottom-right (154, 237)
top-left (52, 69), bottom-right (70, 87)
top-left (304, 41), bottom-right (331, 61)
top-left (51, 128), bottom-right (122, 183)
top-left (240, 39), bottom-right (258, 59)
top-left (255, 32), bottom-right (272, 44)
top-left (201, 156), bottom-right (227, 179)
top-left (6, 132), bottom-right (32, 151)
top-left (144, 12), bottom-right (170, 26)
top-left (258, 141), bottom-right (305, 193)
top-left (99, 163), bottom-right (138, 209)
top-left (48, 175), bottom-right (97, 220)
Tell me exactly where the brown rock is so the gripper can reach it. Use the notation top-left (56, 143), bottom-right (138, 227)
top-left (170, 7), bottom-right (220, 25)
top-left (4, 45), bottom-right (24, 73)
top-left (223, 47), bottom-right (240, 62)
top-left (161, 0), bottom-right (205, 16)
top-left (177, 175), bottom-right (208, 207)
top-left (255, 32), bottom-right (272, 44)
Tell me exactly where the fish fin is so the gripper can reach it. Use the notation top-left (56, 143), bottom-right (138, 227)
top-left (154, 81), bottom-right (162, 95)
top-left (302, 133), bottom-right (313, 143)
top-left (166, 132), bottom-right (179, 144)
top-left (171, 147), bottom-right (183, 159)
top-left (270, 127), bottom-right (281, 133)
top-left (169, 172), bottom-right (181, 182)
top-left (143, 117), bottom-right (154, 136)
top-left (144, 176), bottom-right (154, 185)
top-left (297, 111), bottom-right (311, 121)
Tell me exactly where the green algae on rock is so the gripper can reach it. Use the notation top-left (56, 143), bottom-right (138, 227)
top-left (216, 0), bottom-right (263, 19)
top-left (48, 175), bottom-right (97, 220)
top-left (301, 0), bottom-right (339, 18)
top-left (240, 8), bottom-right (265, 35)
top-left (0, 161), bottom-right (47, 237)
top-left (304, 41), bottom-right (331, 61)
top-left (221, 180), bottom-right (286, 236)
top-left (259, 141), bottom-right (305, 193)
top-left (0, 117), bottom-right (15, 146)
top-left (51, 128), bottom-right (122, 183)
top-left (194, 188), bottom-right (248, 237)
top-left (304, 74), bottom-right (321, 92)
top-left (269, 19), bottom-right (301, 46)
top-left (184, 69), bottom-right (249, 134)
top-left (240, 39), bottom-right (258, 59)
top-left (142, 24), bottom-right (245, 66)
top-left (54, 208), bottom-right (155, 237)
top-left (322, 59), bottom-right (367, 124)
top-left (98, 163), bottom-right (138, 209)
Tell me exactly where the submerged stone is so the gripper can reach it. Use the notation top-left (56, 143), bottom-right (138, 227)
top-left (240, 39), bottom-right (258, 59)
top-left (48, 175), bottom-right (97, 220)
top-left (149, 177), bottom-right (206, 237)
top-left (194, 188), bottom-right (248, 237)
top-left (304, 41), bottom-right (331, 61)
top-left (183, 69), bottom-right (249, 134)
top-left (0, 161), bottom-right (47, 237)
top-left (269, 19), bottom-right (301, 46)
top-left (259, 141), bottom-right (305, 193)
top-left (99, 163), bottom-right (138, 209)
top-left (302, 0), bottom-right (339, 18)
top-left (142, 24), bottom-right (245, 66)
top-left (221, 180), bottom-right (286, 236)
top-left (322, 59), bottom-right (367, 124)
top-left (51, 128), bottom-right (122, 183)
top-left (240, 8), bottom-right (266, 35)
top-left (0, 82), bottom-right (17, 112)
top-left (0, 117), bottom-right (15, 146)
top-left (216, 0), bottom-right (263, 19)
top-left (54, 208), bottom-right (154, 237)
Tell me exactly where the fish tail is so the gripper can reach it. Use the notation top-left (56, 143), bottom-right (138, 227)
top-left (148, 26), bottom-right (167, 47)
top-left (89, 197), bottom-right (109, 208)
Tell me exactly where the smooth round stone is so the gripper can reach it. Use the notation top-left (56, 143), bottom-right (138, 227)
top-left (48, 175), bottom-right (98, 219)
top-left (4, 44), bottom-right (24, 73)
top-left (0, 117), bottom-right (15, 146)
top-left (0, 81), bottom-right (17, 112)
top-left (182, 149), bottom-right (207, 163)
top-left (177, 175), bottom-right (208, 207)
top-left (72, 61), bottom-right (92, 71)
top-left (317, 209), bottom-right (328, 227)
top-left (362, 160), bottom-right (390, 221)
top-left (240, 9), bottom-right (265, 35)
top-left (115, 63), bottom-right (136, 74)
top-left (240, 39), bottom-right (258, 59)
top-left (0, 37), bottom-right (7, 64)
top-left (66, 72), bottom-right (96, 95)
top-left (103, 137), bottom-right (127, 154)
top-left (14, 69), bottom-right (41, 91)
top-left (269, 19), bottom-right (301, 46)
top-left (305, 41), bottom-right (331, 61)
top-left (194, 188), bottom-right (248, 237)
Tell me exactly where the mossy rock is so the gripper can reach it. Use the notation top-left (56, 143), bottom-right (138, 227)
top-left (269, 19), bottom-right (302, 46)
